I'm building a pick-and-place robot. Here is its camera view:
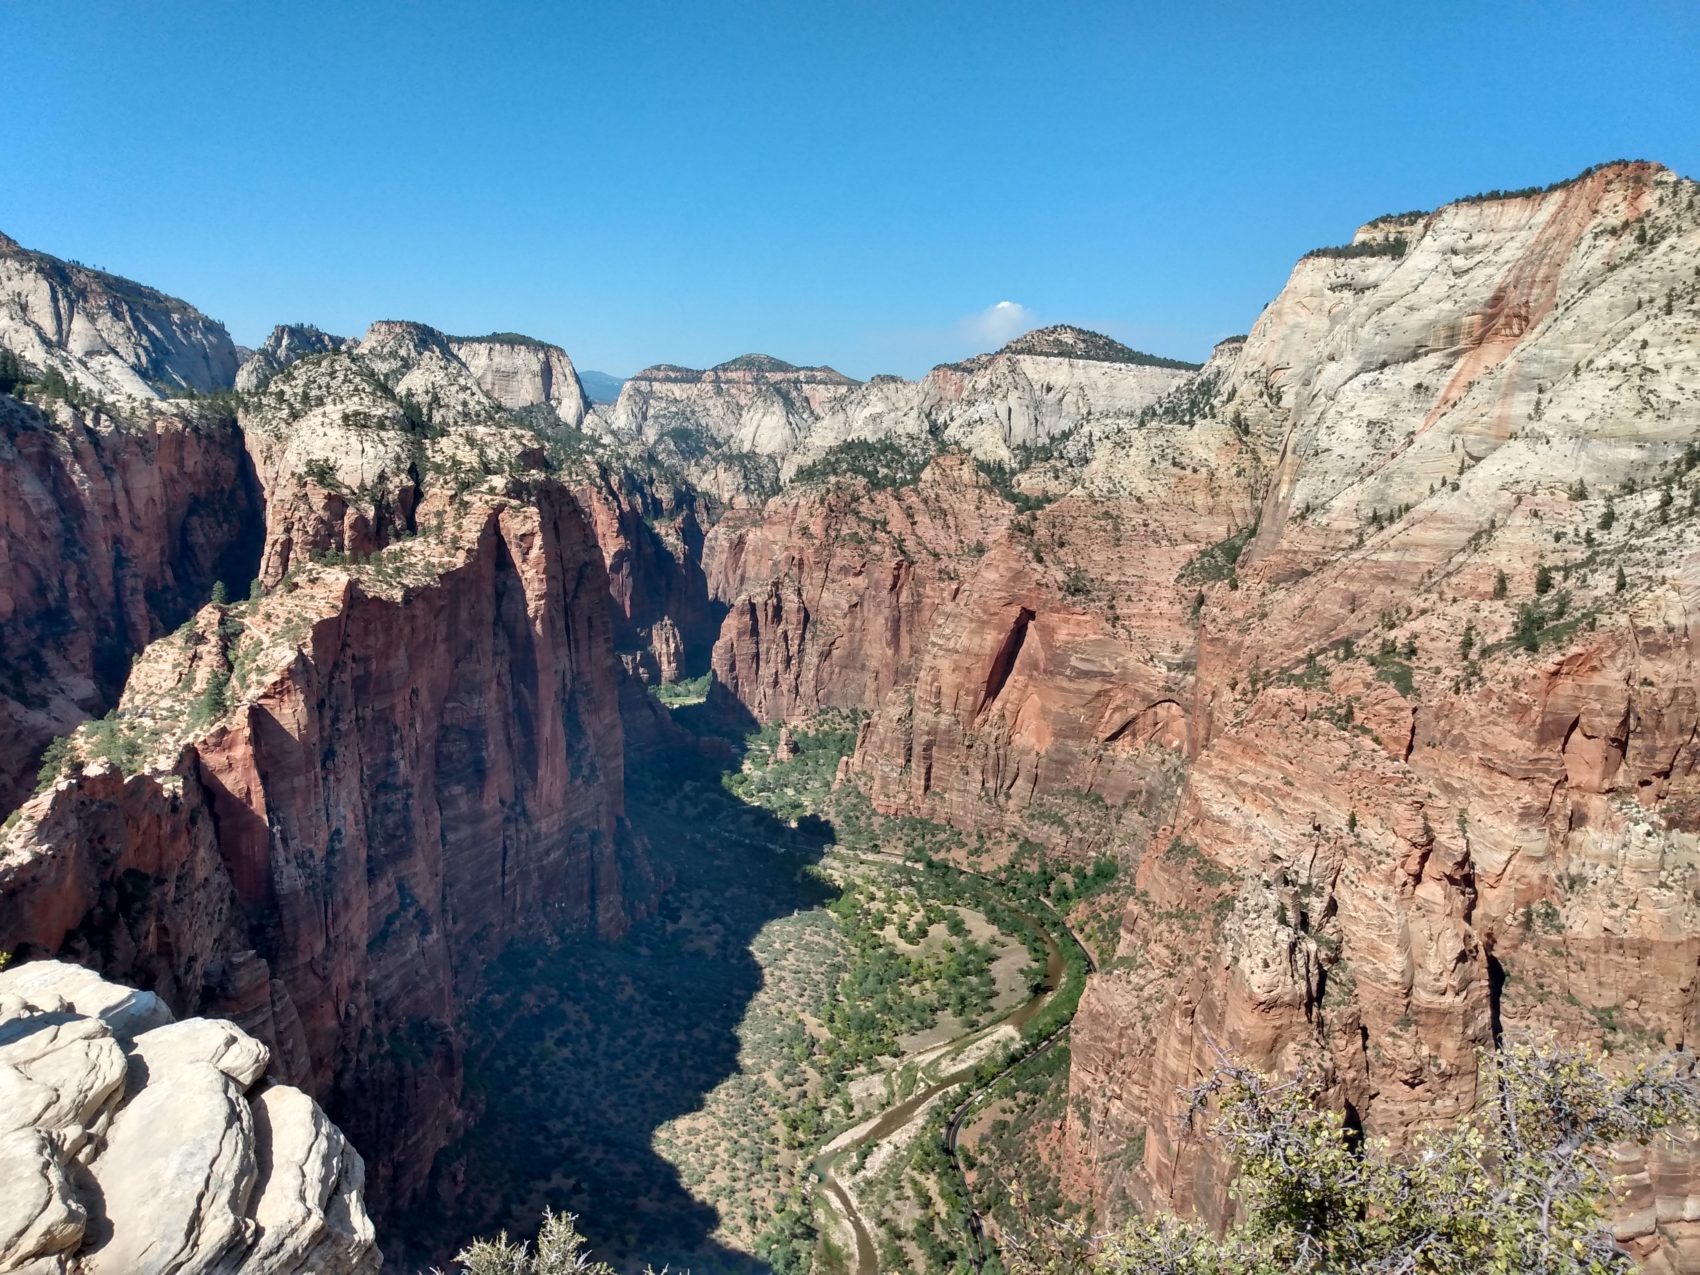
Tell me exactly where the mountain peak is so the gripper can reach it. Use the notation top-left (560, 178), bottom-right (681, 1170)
top-left (996, 325), bottom-right (1202, 370)
top-left (712, 353), bottom-right (799, 374)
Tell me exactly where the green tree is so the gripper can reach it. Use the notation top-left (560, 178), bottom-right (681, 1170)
top-left (1492, 570), bottom-right (1508, 600)
top-left (1616, 565), bottom-right (1628, 594)
top-left (188, 669), bottom-right (232, 729)
top-left (1534, 564), bottom-right (1553, 595)
top-left (0, 348), bottom-right (27, 396)
top-left (1009, 1042), bottom-right (1700, 1275)
top-left (34, 735), bottom-right (75, 792)
top-left (1599, 502), bottom-right (1616, 532)
top-left (210, 579), bottom-right (229, 606)
top-left (1515, 603), bottom-right (1543, 652)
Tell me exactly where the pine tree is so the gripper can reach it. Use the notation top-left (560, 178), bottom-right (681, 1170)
top-left (1616, 565), bottom-right (1628, 594)
top-left (0, 348), bottom-right (25, 396)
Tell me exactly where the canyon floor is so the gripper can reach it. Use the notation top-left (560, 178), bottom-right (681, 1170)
top-left (390, 700), bottom-right (1110, 1275)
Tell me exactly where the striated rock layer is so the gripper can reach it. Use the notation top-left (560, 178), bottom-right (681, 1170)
top-left (0, 959), bottom-right (380, 1275)
top-left (0, 232), bottom-right (237, 399)
top-left (0, 484), bottom-right (648, 1215)
top-left (0, 394), bottom-right (263, 813)
top-left (699, 162), bottom-right (1700, 1264)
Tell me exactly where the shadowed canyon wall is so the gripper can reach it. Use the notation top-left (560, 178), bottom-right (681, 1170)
top-left (699, 161), bottom-right (1700, 1264)
top-left (2, 159), bottom-right (1699, 1267)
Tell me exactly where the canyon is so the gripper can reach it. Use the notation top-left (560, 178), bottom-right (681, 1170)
top-left (1, 158), bottom-right (1699, 1272)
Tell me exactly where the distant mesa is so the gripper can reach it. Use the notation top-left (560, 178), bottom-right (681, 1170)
top-left (629, 354), bottom-right (860, 385)
top-left (448, 330), bottom-right (557, 350)
top-left (995, 324), bottom-right (1203, 370)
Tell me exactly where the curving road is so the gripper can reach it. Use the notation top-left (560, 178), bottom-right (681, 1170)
top-left (745, 835), bottom-right (1100, 1275)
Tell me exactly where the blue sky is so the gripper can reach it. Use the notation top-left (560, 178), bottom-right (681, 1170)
top-left (4, 2), bottom-right (1697, 379)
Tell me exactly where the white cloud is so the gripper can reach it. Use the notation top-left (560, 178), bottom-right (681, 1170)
top-left (960, 300), bottom-right (1035, 349)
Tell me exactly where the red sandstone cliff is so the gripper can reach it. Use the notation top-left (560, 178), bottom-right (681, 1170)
top-left (705, 453), bottom-right (1019, 722)
top-left (0, 488), bottom-right (646, 1210)
top-left (0, 394), bottom-right (262, 813)
top-left (700, 162), bottom-right (1700, 1261)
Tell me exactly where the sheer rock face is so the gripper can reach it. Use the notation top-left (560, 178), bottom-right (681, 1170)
top-left (705, 454), bottom-right (1019, 722)
top-left (0, 960), bottom-right (379, 1275)
top-left (700, 163), bottom-right (1700, 1257)
top-left (1051, 162), bottom-right (1700, 1248)
top-left (448, 336), bottom-right (589, 428)
top-left (0, 268), bottom-right (692, 1225)
top-left (0, 233), bottom-right (238, 399)
top-left (574, 468), bottom-right (717, 683)
top-left (0, 394), bottom-right (263, 813)
top-left (0, 488), bottom-right (645, 1214)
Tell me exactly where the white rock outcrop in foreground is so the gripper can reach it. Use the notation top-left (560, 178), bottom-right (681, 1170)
top-left (0, 960), bottom-right (380, 1275)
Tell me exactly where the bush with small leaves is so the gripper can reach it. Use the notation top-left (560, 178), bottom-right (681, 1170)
top-left (442, 1210), bottom-right (677, 1275)
top-left (1005, 1042), bottom-right (1700, 1275)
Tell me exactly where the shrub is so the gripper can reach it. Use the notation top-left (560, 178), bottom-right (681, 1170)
top-left (1007, 1042), bottom-right (1700, 1274)
top-left (442, 1209), bottom-right (664, 1275)
top-left (34, 735), bottom-right (75, 792)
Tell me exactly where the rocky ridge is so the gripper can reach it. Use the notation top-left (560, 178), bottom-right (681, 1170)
top-left (0, 264), bottom-right (707, 1231)
top-left (0, 233), bottom-right (238, 400)
top-left (0, 959), bottom-right (379, 1275)
top-left (606, 325), bottom-right (1195, 500)
top-left (695, 161), bottom-right (1700, 1264)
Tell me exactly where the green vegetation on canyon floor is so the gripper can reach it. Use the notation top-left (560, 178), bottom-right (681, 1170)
top-left (404, 695), bottom-right (1123, 1275)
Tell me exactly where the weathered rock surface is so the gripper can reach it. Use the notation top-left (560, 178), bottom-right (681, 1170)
top-left (234, 325), bottom-right (352, 393)
top-left (0, 393), bottom-right (263, 812)
top-left (575, 467), bottom-right (717, 683)
top-left (1053, 163), bottom-right (1700, 1251)
top-left (0, 248), bottom-right (708, 1235)
top-left (448, 334), bottom-right (589, 428)
top-left (0, 960), bottom-right (378, 1275)
top-left (609, 354), bottom-right (861, 460)
top-left (698, 162), bottom-right (1700, 1263)
top-left (0, 482), bottom-right (647, 1212)
top-left (607, 329), bottom-right (1194, 501)
top-left (706, 453), bottom-right (1018, 722)
top-left (0, 232), bottom-right (238, 400)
